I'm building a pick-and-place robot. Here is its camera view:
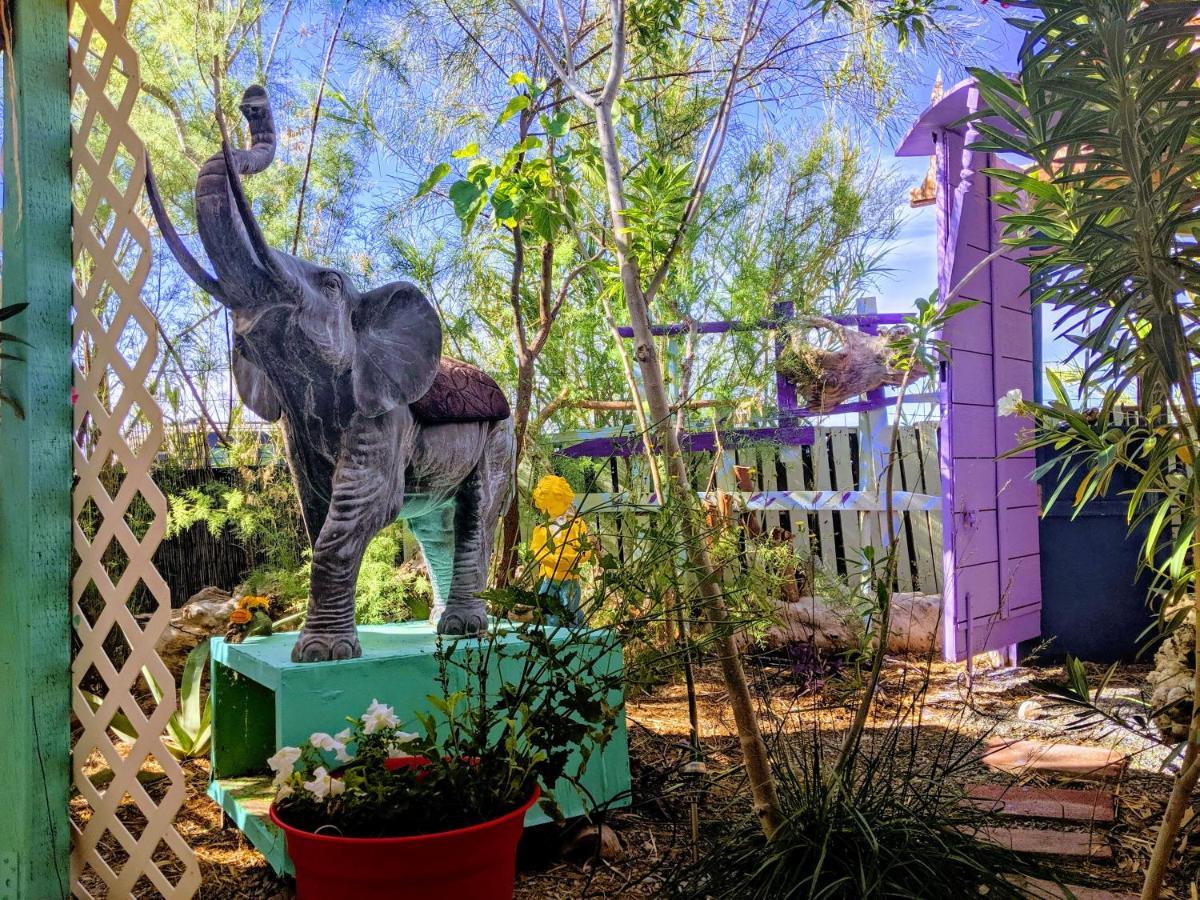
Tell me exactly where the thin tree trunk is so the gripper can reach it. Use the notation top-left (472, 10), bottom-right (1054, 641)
top-left (600, 289), bottom-right (664, 500)
top-left (594, 91), bottom-right (782, 837)
top-left (496, 222), bottom-right (528, 586)
top-left (507, 0), bottom-right (782, 837)
top-left (1142, 745), bottom-right (1200, 899)
top-left (1141, 408), bottom-right (1200, 899)
top-left (498, 356), bottom-right (535, 586)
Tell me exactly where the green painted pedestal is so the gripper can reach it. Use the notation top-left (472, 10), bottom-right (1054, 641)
top-left (207, 622), bottom-right (631, 875)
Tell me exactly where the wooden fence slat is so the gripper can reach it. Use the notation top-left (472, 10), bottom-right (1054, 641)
top-left (830, 428), bottom-right (864, 586)
top-left (898, 427), bottom-right (928, 592)
top-left (917, 421), bottom-right (945, 592)
top-left (778, 445), bottom-right (812, 567)
top-left (759, 448), bottom-right (782, 538)
top-left (810, 429), bottom-right (840, 576)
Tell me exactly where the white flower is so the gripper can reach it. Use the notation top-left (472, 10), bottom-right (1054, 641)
top-left (303, 766), bottom-right (346, 801)
top-left (386, 732), bottom-right (421, 759)
top-left (997, 388), bottom-right (1024, 417)
top-left (275, 782), bottom-right (294, 801)
top-left (334, 727), bottom-right (353, 744)
top-left (361, 699), bottom-right (400, 734)
top-left (267, 746), bottom-right (302, 783)
top-left (310, 732), bottom-right (353, 763)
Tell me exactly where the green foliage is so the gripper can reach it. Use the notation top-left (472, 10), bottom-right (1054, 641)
top-left (240, 524), bottom-right (432, 625)
top-left (815, 0), bottom-right (945, 49)
top-left (271, 627), bottom-right (622, 837)
top-left (82, 641), bottom-right (212, 760)
top-left (424, 79), bottom-right (585, 243)
top-left (354, 524), bottom-right (432, 623)
top-left (240, 555), bottom-right (312, 614)
top-left (894, 290), bottom-right (976, 376)
top-left (971, 0), bottom-right (1200, 630)
top-left (629, 0), bottom-right (686, 52)
top-left (971, 1), bottom-right (1200, 398)
top-left (165, 455), bottom-right (303, 572)
top-left (1024, 653), bottom-right (1169, 746)
top-left (669, 712), bottom-right (1042, 899)
top-left (623, 159), bottom-right (693, 271)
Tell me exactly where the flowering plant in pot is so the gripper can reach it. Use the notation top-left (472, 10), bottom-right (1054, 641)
top-left (267, 631), bottom-right (622, 899)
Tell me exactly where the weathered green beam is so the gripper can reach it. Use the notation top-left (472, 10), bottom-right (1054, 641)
top-left (0, 0), bottom-right (73, 896)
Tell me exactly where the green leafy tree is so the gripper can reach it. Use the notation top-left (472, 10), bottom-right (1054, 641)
top-left (971, 2), bottom-right (1200, 895)
top-left (504, 0), bottom-right (943, 840)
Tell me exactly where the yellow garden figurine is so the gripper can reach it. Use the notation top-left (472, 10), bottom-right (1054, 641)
top-left (529, 475), bottom-right (591, 625)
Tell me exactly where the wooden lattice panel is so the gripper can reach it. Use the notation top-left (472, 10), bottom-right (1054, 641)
top-left (68, 0), bottom-right (200, 895)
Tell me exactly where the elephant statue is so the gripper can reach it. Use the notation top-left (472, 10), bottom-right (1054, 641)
top-left (145, 85), bottom-right (515, 662)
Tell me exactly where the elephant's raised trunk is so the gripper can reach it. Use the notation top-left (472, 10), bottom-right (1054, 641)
top-left (194, 85), bottom-right (295, 302)
top-left (227, 85), bottom-right (276, 175)
top-left (145, 85), bottom-right (291, 305)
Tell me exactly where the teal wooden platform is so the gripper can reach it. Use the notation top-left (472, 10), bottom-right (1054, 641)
top-left (208, 622), bottom-right (631, 875)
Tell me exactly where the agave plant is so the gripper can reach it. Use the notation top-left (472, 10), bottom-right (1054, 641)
top-left (970, 2), bottom-right (1200, 895)
top-left (83, 640), bottom-right (212, 760)
top-left (0, 302), bottom-right (30, 417)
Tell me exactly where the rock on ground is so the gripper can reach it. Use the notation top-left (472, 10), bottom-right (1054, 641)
top-left (742, 592), bottom-right (943, 655)
top-left (561, 823), bottom-right (623, 864)
top-left (154, 586), bottom-right (235, 674)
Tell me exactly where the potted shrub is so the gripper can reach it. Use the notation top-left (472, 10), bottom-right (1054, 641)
top-left (267, 632), bottom-right (620, 899)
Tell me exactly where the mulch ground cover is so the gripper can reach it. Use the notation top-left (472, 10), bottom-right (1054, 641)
top-left (70, 655), bottom-right (1197, 898)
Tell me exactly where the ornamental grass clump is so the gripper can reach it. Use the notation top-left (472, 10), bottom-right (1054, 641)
top-left (668, 706), bottom-right (1052, 900)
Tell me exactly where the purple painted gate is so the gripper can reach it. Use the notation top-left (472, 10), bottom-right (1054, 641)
top-left (898, 80), bottom-right (1042, 661)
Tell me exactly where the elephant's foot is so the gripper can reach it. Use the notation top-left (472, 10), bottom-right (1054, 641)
top-left (435, 601), bottom-right (487, 637)
top-left (291, 628), bottom-right (362, 662)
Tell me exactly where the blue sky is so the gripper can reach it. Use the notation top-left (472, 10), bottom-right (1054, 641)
top-left (874, 8), bottom-right (1073, 394)
top-left (877, 5), bottom-right (1024, 314)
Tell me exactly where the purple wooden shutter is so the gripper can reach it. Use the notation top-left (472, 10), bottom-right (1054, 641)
top-left (898, 81), bottom-right (1043, 661)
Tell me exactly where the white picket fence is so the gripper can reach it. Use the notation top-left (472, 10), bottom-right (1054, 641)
top-left (544, 423), bottom-right (944, 595)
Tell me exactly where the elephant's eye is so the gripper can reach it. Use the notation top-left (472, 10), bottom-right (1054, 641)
top-left (320, 272), bottom-right (341, 295)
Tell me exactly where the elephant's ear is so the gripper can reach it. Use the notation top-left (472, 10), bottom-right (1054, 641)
top-left (351, 281), bottom-right (442, 417)
top-left (232, 336), bottom-right (282, 422)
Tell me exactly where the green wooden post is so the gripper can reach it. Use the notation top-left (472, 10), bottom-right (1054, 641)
top-left (0, 0), bottom-right (73, 896)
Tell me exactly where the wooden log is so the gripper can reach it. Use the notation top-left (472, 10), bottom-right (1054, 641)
top-left (971, 825), bottom-right (1112, 859)
top-left (1011, 876), bottom-right (1136, 900)
top-left (965, 784), bottom-right (1116, 822)
top-left (981, 739), bottom-right (1128, 781)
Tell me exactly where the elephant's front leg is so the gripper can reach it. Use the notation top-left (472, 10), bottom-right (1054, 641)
top-left (436, 467), bottom-right (490, 636)
top-left (292, 416), bottom-right (404, 662)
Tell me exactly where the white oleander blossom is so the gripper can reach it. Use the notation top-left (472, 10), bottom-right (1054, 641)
top-left (303, 766), bottom-right (346, 801)
top-left (362, 698), bottom-right (400, 734)
top-left (310, 731), bottom-right (353, 763)
top-left (997, 388), bottom-right (1024, 417)
top-left (267, 746), bottom-right (302, 786)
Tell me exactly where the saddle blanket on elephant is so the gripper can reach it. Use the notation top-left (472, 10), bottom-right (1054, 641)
top-left (410, 357), bottom-right (511, 424)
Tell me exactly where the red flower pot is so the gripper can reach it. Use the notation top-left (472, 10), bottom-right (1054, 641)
top-left (269, 786), bottom-right (539, 900)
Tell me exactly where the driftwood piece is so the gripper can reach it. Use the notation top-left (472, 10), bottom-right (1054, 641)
top-left (777, 318), bottom-right (927, 413)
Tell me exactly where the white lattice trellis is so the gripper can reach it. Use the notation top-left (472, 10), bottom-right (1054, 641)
top-left (69, 0), bottom-right (200, 895)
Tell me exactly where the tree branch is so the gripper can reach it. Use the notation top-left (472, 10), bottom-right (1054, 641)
top-left (644, 0), bottom-right (764, 306)
top-left (263, 0), bottom-right (294, 81)
top-left (292, 0), bottom-right (350, 256)
top-left (141, 83), bottom-right (204, 168)
top-left (507, 0), bottom-right (598, 107)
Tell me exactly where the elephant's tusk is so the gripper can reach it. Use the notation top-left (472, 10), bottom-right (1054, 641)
top-left (144, 155), bottom-right (224, 299)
